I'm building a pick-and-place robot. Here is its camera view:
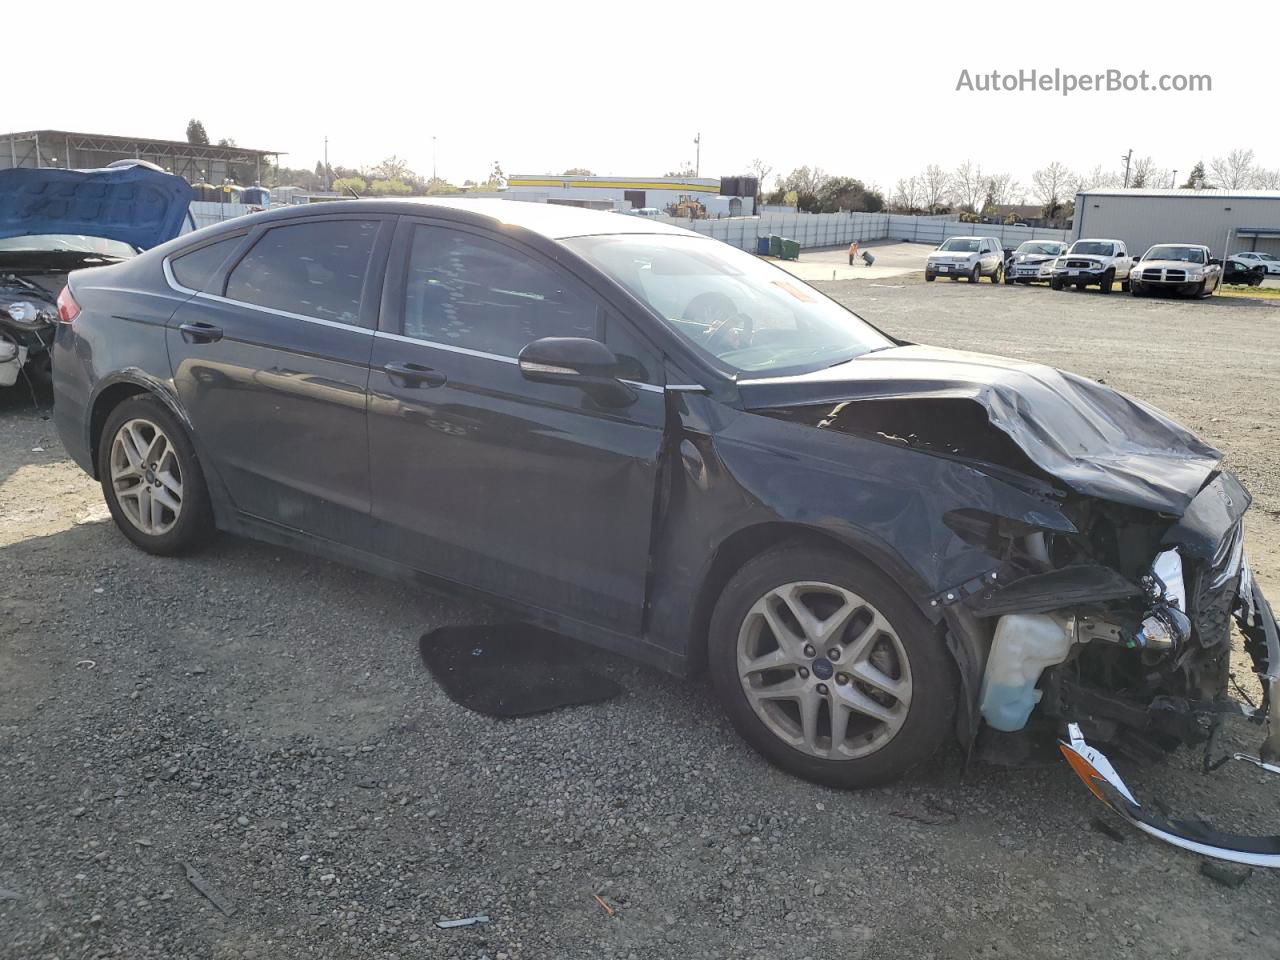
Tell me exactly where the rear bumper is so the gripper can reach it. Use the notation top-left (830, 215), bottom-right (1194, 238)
top-left (51, 324), bottom-right (95, 476)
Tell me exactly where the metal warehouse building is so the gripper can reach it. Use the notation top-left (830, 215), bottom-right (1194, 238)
top-left (1072, 188), bottom-right (1280, 259)
top-left (0, 129), bottom-right (280, 186)
top-left (506, 174), bottom-right (757, 217)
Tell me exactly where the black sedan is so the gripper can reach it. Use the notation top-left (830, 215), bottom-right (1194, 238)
top-left (51, 199), bottom-right (1278, 788)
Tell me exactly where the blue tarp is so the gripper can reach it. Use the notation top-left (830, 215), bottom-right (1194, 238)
top-left (0, 165), bottom-right (194, 251)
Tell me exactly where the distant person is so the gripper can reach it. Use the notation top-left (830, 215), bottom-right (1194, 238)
top-left (848, 241), bottom-right (859, 265)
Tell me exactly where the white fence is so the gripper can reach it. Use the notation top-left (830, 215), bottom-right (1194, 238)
top-left (655, 211), bottom-right (1070, 251)
top-left (188, 201), bottom-right (261, 232)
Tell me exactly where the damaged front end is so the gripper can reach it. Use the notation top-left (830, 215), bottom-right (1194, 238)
top-left (743, 346), bottom-right (1279, 773)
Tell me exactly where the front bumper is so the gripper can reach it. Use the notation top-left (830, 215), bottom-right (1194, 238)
top-left (1060, 574), bottom-right (1280, 866)
top-left (1052, 268), bottom-right (1108, 283)
top-left (927, 261), bottom-right (976, 276)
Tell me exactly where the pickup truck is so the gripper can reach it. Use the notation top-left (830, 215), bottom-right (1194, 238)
top-left (1050, 238), bottom-right (1133, 294)
top-left (1130, 243), bottom-right (1223, 298)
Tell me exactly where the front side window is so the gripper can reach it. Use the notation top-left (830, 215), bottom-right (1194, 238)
top-left (564, 234), bottom-right (892, 377)
top-left (225, 219), bottom-right (379, 325)
top-left (401, 225), bottom-right (599, 355)
top-left (171, 235), bottom-right (243, 290)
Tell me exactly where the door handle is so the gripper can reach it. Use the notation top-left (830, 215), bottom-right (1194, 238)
top-left (383, 360), bottom-right (447, 388)
top-left (179, 321), bottom-right (223, 344)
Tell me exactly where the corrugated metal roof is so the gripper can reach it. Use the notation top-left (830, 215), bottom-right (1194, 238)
top-left (1076, 188), bottom-right (1280, 199)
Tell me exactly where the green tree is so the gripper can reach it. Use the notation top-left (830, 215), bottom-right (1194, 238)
top-left (815, 176), bottom-right (884, 213)
top-left (186, 119), bottom-right (209, 146)
top-left (1182, 161), bottom-right (1211, 189)
top-left (369, 178), bottom-right (412, 196)
top-left (332, 176), bottom-right (368, 196)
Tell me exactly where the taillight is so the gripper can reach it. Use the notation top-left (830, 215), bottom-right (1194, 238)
top-left (56, 285), bottom-right (81, 324)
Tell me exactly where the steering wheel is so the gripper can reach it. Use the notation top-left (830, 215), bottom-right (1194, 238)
top-left (682, 292), bottom-right (754, 351)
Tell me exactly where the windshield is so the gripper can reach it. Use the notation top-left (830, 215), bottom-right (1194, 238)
top-left (1069, 241), bottom-right (1115, 256)
top-left (938, 238), bottom-right (981, 253)
top-left (1015, 242), bottom-right (1064, 256)
top-left (563, 234), bottom-right (892, 376)
top-left (1144, 245), bottom-right (1205, 263)
top-left (0, 235), bottom-right (136, 258)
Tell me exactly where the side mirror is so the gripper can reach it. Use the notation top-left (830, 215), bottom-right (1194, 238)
top-left (1132, 254), bottom-right (1141, 262)
top-left (1209, 258), bottom-right (1222, 267)
top-left (518, 336), bottom-right (637, 408)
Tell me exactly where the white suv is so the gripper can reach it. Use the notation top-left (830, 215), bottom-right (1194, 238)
top-left (1050, 238), bottom-right (1133, 294)
top-left (925, 236), bottom-right (1004, 283)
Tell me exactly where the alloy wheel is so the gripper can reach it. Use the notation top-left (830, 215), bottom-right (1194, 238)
top-left (736, 581), bottom-right (912, 760)
top-left (109, 418), bottom-right (184, 535)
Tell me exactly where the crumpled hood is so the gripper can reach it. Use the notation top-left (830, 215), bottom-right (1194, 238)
top-left (0, 165), bottom-right (193, 251)
top-left (737, 344), bottom-right (1221, 515)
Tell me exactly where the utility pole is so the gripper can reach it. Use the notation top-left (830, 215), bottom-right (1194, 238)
top-left (1121, 148), bottom-right (1133, 188)
top-left (1171, 169), bottom-right (1178, 188)
top-left (324, 136), bottom-right (330, 191)
top-left (693, 132), bottom-right (701, 178)
top-left (432, 136), bottom-right (437, 183)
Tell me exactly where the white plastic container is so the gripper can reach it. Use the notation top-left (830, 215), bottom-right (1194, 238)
top-left (979, 613), bottom-right (1077, 732)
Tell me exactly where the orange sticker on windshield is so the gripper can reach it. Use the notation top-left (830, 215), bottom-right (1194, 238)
top-left (771, 280), bottom-right (816, 302)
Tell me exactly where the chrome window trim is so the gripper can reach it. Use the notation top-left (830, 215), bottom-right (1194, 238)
top-left (162, 257), bottom-right (199, 297)
top-left (192, 291), bottom-right (373, 334)
top-left (373, 331), bottom-right (673, 393)
top-left (373, 330), bottom-right (517, 365)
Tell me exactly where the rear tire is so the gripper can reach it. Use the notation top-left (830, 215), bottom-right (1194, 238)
top-left (990, 263), bottom-right (1003, 283)
top-left (708, 544), bottom-right (956, 789)
top-left (98, 395), bottom-right (214, 556)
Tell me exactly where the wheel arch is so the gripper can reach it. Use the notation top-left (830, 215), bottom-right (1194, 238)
top-left (684, 521), bottom-right (936, 677)
top-left (88, 375), bottom-right (191, 479)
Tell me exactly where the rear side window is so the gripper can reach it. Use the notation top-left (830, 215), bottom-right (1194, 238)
top-left (401, 225), bottom-right (599, 355)
top-left (226, 219), bottom-right (379, 325)
top-left (170, 235), bottom-right (243, 291)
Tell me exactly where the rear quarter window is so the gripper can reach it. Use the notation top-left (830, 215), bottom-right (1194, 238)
top-left (170, 235), bottom-right (244, 291)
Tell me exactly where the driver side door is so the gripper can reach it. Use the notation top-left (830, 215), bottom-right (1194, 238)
top-left (366, 218), bottom-right (668, 636)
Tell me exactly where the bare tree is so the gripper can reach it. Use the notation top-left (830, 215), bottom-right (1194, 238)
top-left (983, 172), bottom-right (1022, 209)
top-left (1210, 148), bottom-right (1257, 189)
top-left (747, 158), bottom-right (773, 190)
top-left (891, 176), bottom-right (921, 211)
top-left (920, 164), bottom-right (949, 213)
top-left (1253, 167), bottom-right (1280, 190)
top-left (1031, 161), bottom-right (1075, 216)
top-left (949, 159), bottom-right (985, 212)
top-left (1073, 164), bottom-right (1119, 192)
top-left (1128, 156), bottom-right (1168, 189)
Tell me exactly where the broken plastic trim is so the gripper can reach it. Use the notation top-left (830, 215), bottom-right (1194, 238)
top-left (1060, 724), bottom-right (1280, 868)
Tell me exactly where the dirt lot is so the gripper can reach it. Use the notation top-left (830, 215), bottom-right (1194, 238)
top-left (2, 279), bottom-right (1280, 960)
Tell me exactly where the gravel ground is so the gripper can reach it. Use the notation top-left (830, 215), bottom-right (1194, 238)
top-left (2, 277), bottom-right (1280, 960)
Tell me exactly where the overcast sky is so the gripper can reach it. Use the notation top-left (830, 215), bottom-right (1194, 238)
top-left (17, 2), bottom-right (1275, 193)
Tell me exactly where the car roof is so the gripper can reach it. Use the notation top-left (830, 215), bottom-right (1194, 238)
top-left (1073, 238), bottom-right (1123, 244)
top-left (233, 197), bottom-right (703, 241)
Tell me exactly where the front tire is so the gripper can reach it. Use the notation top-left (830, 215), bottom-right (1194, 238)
top-left (98, 395), bottom-right (214, 556)
top-left (708, 545), bottom-right (955, 788)
top-left (968, 265), bottom-right (981, 283)
top-left (925, 272), bottom-right (936, 282)
top-left (1050, 277), bottom-right (1063, 290)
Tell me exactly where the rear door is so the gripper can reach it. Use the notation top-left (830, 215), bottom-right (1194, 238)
top-left (165, 214), bottom-right (392, 546)
top-left (366, 217), bottom-right (668, 635)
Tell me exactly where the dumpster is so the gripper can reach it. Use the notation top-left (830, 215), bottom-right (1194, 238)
top-left (768, 234), bottom-right (783, 257)
top-left (756, 235), bottom-right (770, 255)
top-left (779, 238), bottom-right (800, 261)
